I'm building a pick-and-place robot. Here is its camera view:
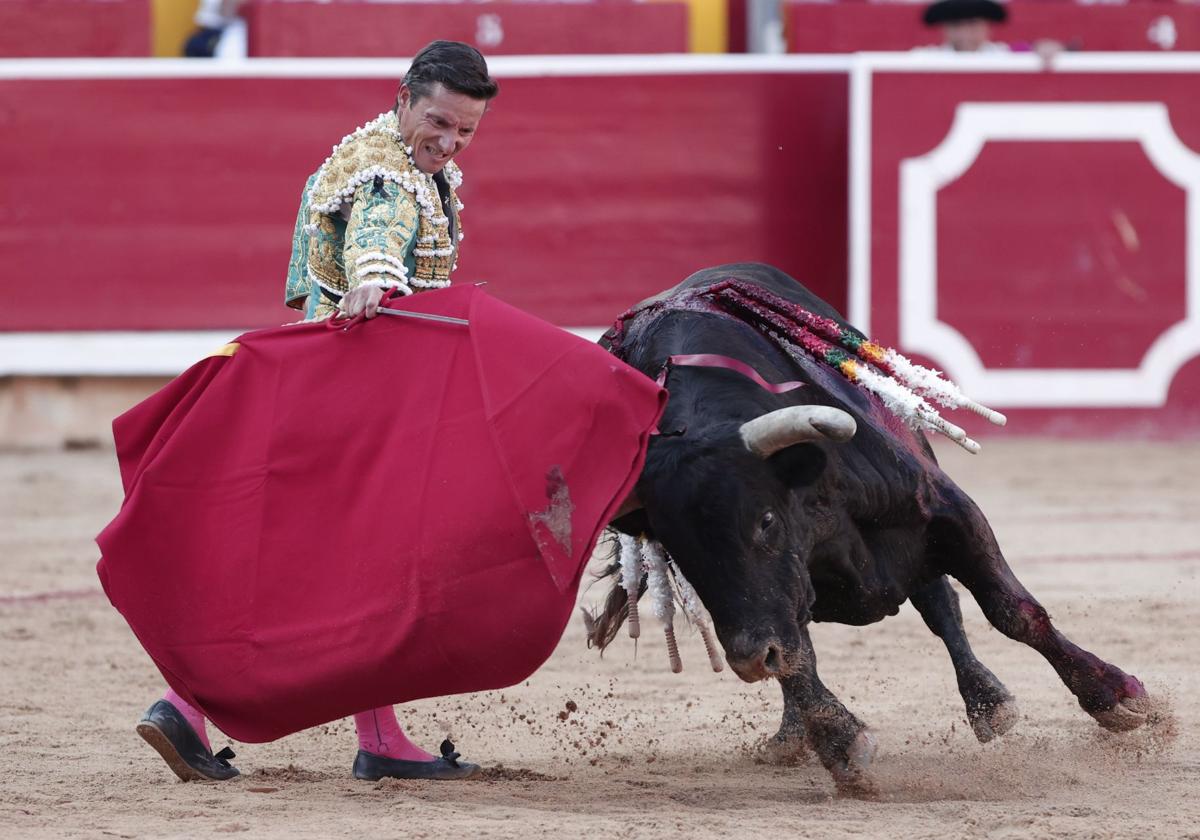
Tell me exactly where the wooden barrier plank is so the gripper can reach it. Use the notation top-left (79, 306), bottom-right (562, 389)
top-left (244, 0), bottom-right (689, 56)
top-left (0, 0), bottom-right (150, 58)
top-left (0, 64), bottom-right (848, 332)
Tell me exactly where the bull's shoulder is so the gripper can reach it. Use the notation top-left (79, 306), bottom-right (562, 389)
top-left (829, 441), bottom-right (992, 546)
top-left (824, 444), bottom-right (933, 525)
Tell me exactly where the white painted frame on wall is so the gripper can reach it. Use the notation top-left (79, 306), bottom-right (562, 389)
top-left (899, 102), bottom-right (1200, 407)
top-left (850, 52), bottom-right (1200, 408)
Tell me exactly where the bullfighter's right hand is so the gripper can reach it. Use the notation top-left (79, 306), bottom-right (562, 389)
top-left (340, 285), bottom-right (386, 319)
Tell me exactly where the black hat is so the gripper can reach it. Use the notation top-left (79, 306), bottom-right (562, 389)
top-left (923, 0), bottom-right (1008, 26)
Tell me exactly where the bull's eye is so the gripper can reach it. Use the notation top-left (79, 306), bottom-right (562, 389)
top-left (759, 510), bottom-right (776, 531)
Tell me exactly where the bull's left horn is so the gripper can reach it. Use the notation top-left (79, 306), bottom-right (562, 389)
top-left (739, 406), bottom-right (857, 458)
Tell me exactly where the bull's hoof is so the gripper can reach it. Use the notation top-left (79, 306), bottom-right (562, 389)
top-left (758, 733), bottom-right (810, 766)
top-left (831, 731), bottom-right (879, 798)
top-left (969, 698), bottom-right (1020, 743)
top-left (1092, 694), bottom-right (1156, 733)
top-left (829, 730), bottom-right (877, 794)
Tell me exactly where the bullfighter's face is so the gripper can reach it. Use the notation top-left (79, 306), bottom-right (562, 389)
top-left (639, 434), bottom-right (828, 683)
top-left (397, 82), bottom-right (487, 175)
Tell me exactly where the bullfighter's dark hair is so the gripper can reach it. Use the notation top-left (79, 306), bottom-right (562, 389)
top-left (402, 41), bottom-right (499, 103)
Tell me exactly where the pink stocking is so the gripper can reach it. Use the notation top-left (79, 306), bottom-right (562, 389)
top-left (353, 706), bottom-right (434, 761)
top-left (164, 688), bottom-right (211, 752)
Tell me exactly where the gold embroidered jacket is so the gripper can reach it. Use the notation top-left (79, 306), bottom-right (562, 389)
top-left (285, 111), bottom-right (463, 318)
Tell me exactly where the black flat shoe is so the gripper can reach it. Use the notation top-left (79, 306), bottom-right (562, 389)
top-left (136, 699), bottom-right (240, 782)
top-left (352, 739), bottom-right (481, 781)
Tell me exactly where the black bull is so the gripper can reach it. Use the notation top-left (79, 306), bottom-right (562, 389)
top-left (592, 263), bottom-right (1156, 789)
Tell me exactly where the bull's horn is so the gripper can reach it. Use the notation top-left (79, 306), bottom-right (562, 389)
top-left (739, 406), bottom-right (857, 458)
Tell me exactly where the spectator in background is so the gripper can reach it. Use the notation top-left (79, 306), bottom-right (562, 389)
top-left (919, 0), bottom-right (1064, 60)
top-left (921, 0), bottom-right (1010, 52)
top-left (184, 0), bottom-right (245, 58)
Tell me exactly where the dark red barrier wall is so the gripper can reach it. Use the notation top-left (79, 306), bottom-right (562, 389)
top-left (861, 66), bottom-right (1200, 436)
top-left (0, 70), bottom-right (848, 330)
top-left (787, 1), bottom-right (1200, 52)
top-left (244, 0), bottom-right (689, 56)
top-left (0, 0), bottom-right (150, 57)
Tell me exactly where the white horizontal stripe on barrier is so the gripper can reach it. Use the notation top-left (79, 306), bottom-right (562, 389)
top-left (4, 53), bottom-right (1200, 82)
top-left (857, 51), bottom-right (1200, 73)
top-left (0, 54), bottom-right (854, 80)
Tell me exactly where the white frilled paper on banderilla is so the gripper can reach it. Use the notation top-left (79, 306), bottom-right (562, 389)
top-left (617, 533), bottom-right (724, 674)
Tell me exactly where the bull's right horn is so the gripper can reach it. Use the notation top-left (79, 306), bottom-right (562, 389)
top-left (739, 406), bottom-right (857, 458)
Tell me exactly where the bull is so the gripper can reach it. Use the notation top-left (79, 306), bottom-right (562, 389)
top-left (591, 263), bottom-right (1156, 791)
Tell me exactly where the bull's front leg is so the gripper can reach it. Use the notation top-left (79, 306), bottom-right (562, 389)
top-left (762, 681), bottom-right (809, 765)
top-left (910, 576), bottom-right (1019, 742)
top-left (779, 626), bottom-right (877, 792)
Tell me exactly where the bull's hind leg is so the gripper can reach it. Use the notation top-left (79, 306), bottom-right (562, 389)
top-left (941, 521), bottom-right (1152, 732)
top-left (779, 626), bottom-right (877, 791)
top-left (910, 576), bottom-right (1019, 742)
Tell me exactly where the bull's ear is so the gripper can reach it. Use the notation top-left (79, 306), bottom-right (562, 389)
top-left (768, 443), bottom-right (828, 489)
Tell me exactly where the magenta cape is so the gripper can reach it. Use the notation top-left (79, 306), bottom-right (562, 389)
top-left (96, 285), bottom-right (663, 743)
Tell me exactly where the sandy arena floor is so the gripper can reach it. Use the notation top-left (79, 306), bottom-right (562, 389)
top-left (1, 440), bottom-right (1197, 840)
